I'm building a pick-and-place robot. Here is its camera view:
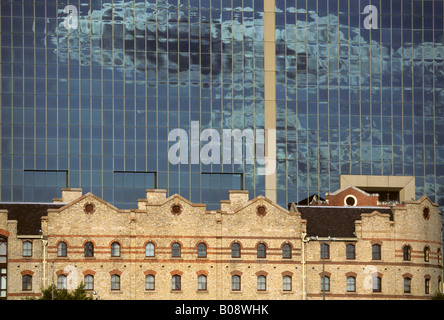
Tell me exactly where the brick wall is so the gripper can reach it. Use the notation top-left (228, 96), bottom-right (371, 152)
top-left (1, 187), bottom-right (442, 300)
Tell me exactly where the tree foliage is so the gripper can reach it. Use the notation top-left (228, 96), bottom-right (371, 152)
top-left (431, 291), bottom-right (444, 300)
top-left (26, 282), bottom-right (94, 300)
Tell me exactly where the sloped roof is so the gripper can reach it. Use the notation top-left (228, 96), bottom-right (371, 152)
top-left (293, 194), bottom-right (326, 205)
top-left (295, 206), bottom-right (393, 238)
top-left (0, 203), bottom-right (65, 235)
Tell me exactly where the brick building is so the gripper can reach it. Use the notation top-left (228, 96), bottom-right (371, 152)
top-left (0, 186), bottom-right (442, 300)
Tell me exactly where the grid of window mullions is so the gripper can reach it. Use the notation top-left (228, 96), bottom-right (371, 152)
top-left (2, 0), bottom-right (444, 209)
top-left (275, 0), bottom-right (443, 206)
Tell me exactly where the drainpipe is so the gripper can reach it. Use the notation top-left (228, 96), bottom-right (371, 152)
top-left (42, 238), bottom-right (48, 287)
top-left (301, 232), bottom-right (310, 300)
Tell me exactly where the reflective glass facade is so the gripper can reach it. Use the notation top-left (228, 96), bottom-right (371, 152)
top-left (1, 0), bottom-right (443, 210)
top-left (0, 0), bottom-right (266, 209)
top-left (275, 0), bottom-right (444, 206)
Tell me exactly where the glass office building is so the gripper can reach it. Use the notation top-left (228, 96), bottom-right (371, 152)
top-left (1, 0), bottom-right (443, 210)
top-left (274, 0), bottom-right (444, 206)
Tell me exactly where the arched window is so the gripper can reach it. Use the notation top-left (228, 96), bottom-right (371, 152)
top-left (198, 275), bottom-right (207, 291)
top-left (172, 242), bottom-right (181, 257)
top-left (57, 275), bottom-right (67, 289)
top-left (22, 275), bottom-right (32, 291)
top-left (346, 244), bottom-right (355, 259)
top-left (282, 243), bottom-right (292, 259)
top-left (22, 241), bottom-right (32, 257)
top-left (404, 277), bottom-right (411, 293)
top-left (403, 245), bottom-right (411, 261)
top-left (84, 242), bottom-right (94, 257)
top-left (438, 248), bottom-right (442, 265)
top-left (424, 247), bottom-right (430, 262)
top-left (197, 242), bottom-right (207, 258)
top-left (283, 275), bottom-right (292, 291)
top-left (0, 238), bottom-right (7, 299)
top-left (425, 278), bottom-right (431, 294)
top-left (346, 276), bottom-right (356, 292)
top-left (0, 238), bottom-right (6, 263)
top-left (172, 275), bottom-right (181, 291)
top-left (372, 244), bottom-right (381, 260)
top-left (320, 243), bottom-right (329, 259)
top-left (231, 275), bottom-right (241, 291)
top-left (372, 276), bottom-right (382, 292)
top-left (57, 241), bottom-right (67, 257)
top-left (231, 243), bottom-right (241, 258)
top-left (321, 275), bottom-right (330, 292)
top-left (84, 275), bottom-right (94, 291)
top-left (257, 243), bottom-right (266, 258)
top-left (111, 274), bottom-right (120, 290)
top-left (146, 275), bottom-right (155, 290)
top-left (111, 242), bottom-right (121, 257)
top-left (145, 242), bottom-right (155, 257)
top-left (257, 275), bottom-right (266, 291)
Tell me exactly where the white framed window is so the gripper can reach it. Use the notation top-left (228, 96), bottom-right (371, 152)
top-left (145, 242), bottom-right (155, 257)
top-left (84, 275), bottom-right (94, 290)
top-left (283, 275), bottom-right (292, 291)
top-left (257, 275), bottom-right (266, 291)
top-left (22, 241), bottom-right (32, 257)
top-left (146, 275), bottom-right (155, 290)
top-left (198, 275), bottom-right (207, 291)
top-left (57, 275), bottom-right (67, 289)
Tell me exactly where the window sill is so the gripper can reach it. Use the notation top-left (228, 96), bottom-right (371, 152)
top-left (230, 291), bottom-right (242, 294)
top-left (197, 290), bottom-right (209, 293)
top-left (171, 290), bottom-right (183, 293)
top-left (257, 290), bottom-right (269, 294)
top-left (282, 291), bottom-right (294, 294)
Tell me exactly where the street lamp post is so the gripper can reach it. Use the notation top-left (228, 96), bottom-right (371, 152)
top-left (321, 238), bottom-right (326, 300)
top-left (311, 236), bottom-right (336, 300)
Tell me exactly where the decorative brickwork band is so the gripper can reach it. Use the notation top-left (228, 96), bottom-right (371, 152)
top-left (56, 270), bottom-right (69, 276)
top-left (345, 271), bottom-right (358, 278)
top-left (0, 229), bottom-right (10, 238)
top-left (170, 269), bottom-right (183, 276)
top-left (109, 269), bottom-right (122, 276)
top-left (20, 270), bottom-right (34, 276)
top-left (144, 270), bottom-right (157, 276)
top-left (82, 269), bottom-right (96, 276)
